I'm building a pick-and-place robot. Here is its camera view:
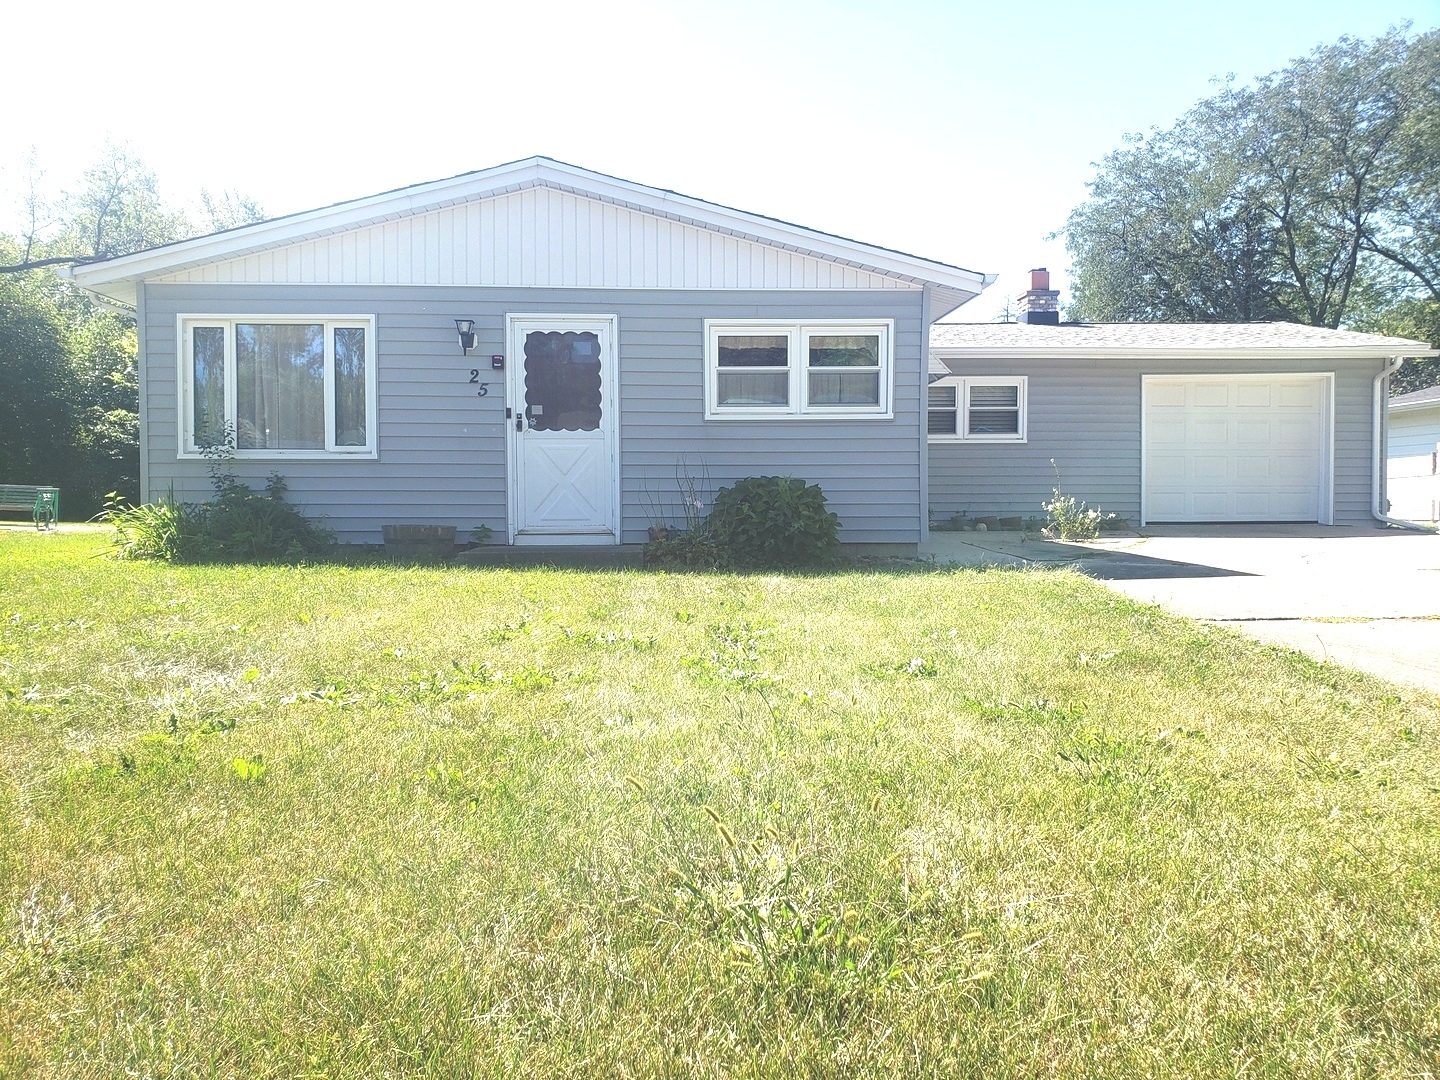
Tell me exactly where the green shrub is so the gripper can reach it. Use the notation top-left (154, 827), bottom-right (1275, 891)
top-left (705, 476), bottom-right (839, 568)
top-left (103, 435), bottom-right (333, 562)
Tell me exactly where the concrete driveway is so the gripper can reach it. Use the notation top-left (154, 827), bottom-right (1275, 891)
top-left (921, 524), bottom-right (1440, 695)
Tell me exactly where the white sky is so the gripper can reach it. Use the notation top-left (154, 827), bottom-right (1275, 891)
top-left (3, 0), bottom-right (1437, 319)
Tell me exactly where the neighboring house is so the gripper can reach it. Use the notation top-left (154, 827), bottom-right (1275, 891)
top-left (67, 157), bottom-right (990, 550)
top-left (1388, 386), bottom-right (1440, 524)
top-left (928, 271), bottom-right (1439, 528)
top-left (66, 161), bottom-right (1437, 550)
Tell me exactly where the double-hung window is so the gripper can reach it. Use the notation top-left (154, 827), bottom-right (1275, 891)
top-left (928, 376), bottom-right (1027, 442)
top-left (179, 315), bottom-right (377, 457)
top-left (704, 320), bottom-right (893, 419)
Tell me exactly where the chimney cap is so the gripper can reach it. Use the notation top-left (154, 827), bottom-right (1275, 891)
top-left (1028, 268), bottom-right (1051, 291)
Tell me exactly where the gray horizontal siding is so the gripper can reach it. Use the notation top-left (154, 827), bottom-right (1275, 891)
top-left (927, 355), bottom-right (1385, 527)
top-left (1390, 409), bottom-right (1440, 460)
top-left (142, 284), bottom-right (925, 545)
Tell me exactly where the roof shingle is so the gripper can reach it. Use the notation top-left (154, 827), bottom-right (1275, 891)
top-left (1390, 385), bottom-right (1440, 409)
top-left (930, 321), bottom-right (1436, 354)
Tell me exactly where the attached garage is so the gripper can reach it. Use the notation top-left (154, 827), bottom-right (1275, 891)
top-left (1142, 374), bottom-right (1333, 524)
top-left (927, 318), bottom-right (1438, 532)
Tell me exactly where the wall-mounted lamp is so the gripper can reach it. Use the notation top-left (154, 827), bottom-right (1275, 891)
top-left (455, 319), bottom-right (477, 356)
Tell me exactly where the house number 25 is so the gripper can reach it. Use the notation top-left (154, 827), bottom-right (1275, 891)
top-left (468, 370), bottom-right (489, 396)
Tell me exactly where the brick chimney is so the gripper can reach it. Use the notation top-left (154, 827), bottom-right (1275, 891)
top-left (1017, 267), bottom-right (1060, 325)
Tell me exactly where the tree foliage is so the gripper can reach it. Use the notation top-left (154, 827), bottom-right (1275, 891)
top-left (0, 146), bottom-right (265, 515)
top-left (1062, 27), bottom-right (1440, 388)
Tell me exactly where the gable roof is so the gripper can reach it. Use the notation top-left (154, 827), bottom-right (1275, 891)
top-left (65, 156), bottom-right (993, 313)
top-left (1390, 384), bottom-right (1440, 412)
top-left (930, 320), bottom-right (1439, 359)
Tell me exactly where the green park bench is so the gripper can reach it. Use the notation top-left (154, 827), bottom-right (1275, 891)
top-left (0, 485), bottom-right (60, 530)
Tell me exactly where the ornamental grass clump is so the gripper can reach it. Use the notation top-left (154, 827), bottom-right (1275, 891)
top-left (103, 431), bottom-right (333, 562)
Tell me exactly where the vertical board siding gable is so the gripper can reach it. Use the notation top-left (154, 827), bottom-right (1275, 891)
top-left (149, 187), bottom-right (920, 294)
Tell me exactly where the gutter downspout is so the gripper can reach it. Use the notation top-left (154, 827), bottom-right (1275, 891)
top-left (1373, 355), bottom-right (1430, 531)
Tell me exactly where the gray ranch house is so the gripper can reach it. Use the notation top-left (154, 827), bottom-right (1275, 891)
top-left (68, 160), bottom-right (1436, 550)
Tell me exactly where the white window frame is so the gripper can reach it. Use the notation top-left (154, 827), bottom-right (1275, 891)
top-left (928, 376), bottom-right (1027, 443)
top-left (703, 319), bottom-right (894, 420)
top-left (176, 314), bottom-right (379, 459)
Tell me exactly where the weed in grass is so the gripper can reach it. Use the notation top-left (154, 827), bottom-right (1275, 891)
top-left (560, 626), bottom-right (658, 651)
top-left (230, 754), bottom-right (268, 781)
top-left (860, 656), bottom-right (939, 679)
top-left (688, 620), bottom-right (778, 687)
top-left (423, 763), bottom-right (482, 809)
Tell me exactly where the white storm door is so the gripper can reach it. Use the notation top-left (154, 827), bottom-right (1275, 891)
top-left (506, 315), bottom-right (619, 544)
top-left (1143, 374), bottom-right (1332, 524)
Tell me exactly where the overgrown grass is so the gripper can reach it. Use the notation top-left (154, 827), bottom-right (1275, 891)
top-left (2, 530), bottom-right (1437, 1077)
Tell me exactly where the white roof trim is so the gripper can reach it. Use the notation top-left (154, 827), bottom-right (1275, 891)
top-left (66, 157), bottom-right (991, 303)
top-left (1390, 397), bottom-right (1440, 413)
top-left (932, 346), bottom-right (1439, 362)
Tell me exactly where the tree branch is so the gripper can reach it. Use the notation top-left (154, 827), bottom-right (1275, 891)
top-left (0, 255), bottom-right (100, 274)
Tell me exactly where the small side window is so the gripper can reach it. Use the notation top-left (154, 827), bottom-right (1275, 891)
top-left (927, 383), bottom-right (958, 435)
top-left (928, 376), bottom-right (1026, 442)
top-left (966, 382), bottom-right (1022, 438)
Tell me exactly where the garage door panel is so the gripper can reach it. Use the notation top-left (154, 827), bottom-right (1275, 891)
top-left (1277, 419), bottom-right (1320, 447)
top-left (1192, 455), bottom-right (1230, 481)
top-left (1194, 420), bottom-right (1229, 445)
top-left (1236, 457), bottom-right (1271, 480)
top-left (1269, 490), bottom-right (1316, 517)
top-left (1193, 384), bottom-right (1230, 407)
top-left (1145, 376), bottom-right (1328, 523)
top-left (1148, 454), bottom-right (1188, 481)
top-left (1277, 382), bottom-right (1320, 407)
top-left (1148, 493), bottom-right (1188, 518)
top-left (1236, 384), bottom-right (1272, 407)
top-left (1149, 382), bottom-right (1187, 407)
top-left (1276, 454), bottom-right (1318, 481)
top-left (1232, 492), bottom-right (1274, 516)
top-left (1192, 492), bottom-right (1232, 517)
top-left (1237, 420), bottom-right (1272, 444)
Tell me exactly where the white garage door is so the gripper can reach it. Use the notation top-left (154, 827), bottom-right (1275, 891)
top-left (1143, 375), bottom-right (1331, 524)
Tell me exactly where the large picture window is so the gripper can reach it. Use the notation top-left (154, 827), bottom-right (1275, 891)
top-left (928, 376), bottom-right (1027, 442)
top-left (704, 320), bottom-right (893, 419)
top-left (178, 316), bottom-right (377, 457)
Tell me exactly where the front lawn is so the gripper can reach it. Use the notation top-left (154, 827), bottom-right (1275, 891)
top-left (1, 531), bottom-right (1436, 1076)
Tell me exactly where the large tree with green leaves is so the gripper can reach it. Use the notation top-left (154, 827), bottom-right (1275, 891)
top-left (0, 146), bottom-right (264, 515)
top-left (1062, 27), bottom-right (1440, 391)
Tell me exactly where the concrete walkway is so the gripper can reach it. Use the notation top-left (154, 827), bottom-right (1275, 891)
top-left (921, 524), bottom-right (1440, 695)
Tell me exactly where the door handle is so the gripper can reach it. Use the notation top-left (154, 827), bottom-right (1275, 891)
top-left (515, 415), bottom-right (525, 432)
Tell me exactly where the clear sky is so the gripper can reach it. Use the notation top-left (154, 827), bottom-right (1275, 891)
top-left (3, 0), bottom-right (1436, 319)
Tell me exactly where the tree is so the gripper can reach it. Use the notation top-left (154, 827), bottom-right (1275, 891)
top-left (0, 147), bottom-right (264, 514)
top-left (1062, 28), bottom-right (1440, 387)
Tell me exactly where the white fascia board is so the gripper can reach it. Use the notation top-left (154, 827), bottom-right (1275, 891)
top-left (66, 156), bottom-right (990, 297)
top-left (1389, 399), bottom-right (1440, 414)
top-left (931, 346), bottom-right (1440, 363)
